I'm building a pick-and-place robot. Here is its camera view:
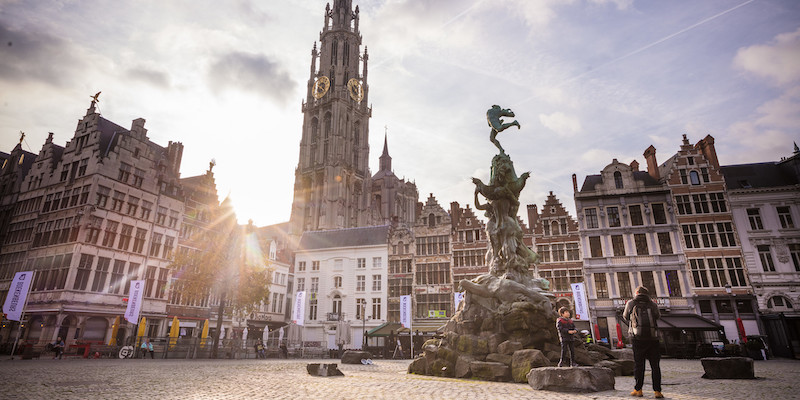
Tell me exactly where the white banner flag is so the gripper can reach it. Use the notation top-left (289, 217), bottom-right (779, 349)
top-left (571, 282), bottom-right (590, 321)
top-left (399, 295), bottom-right (412, 329)
top-left (124, 280), bottom-right (145, 324)
top-left (292, 291), bottom-right (306, 326)
top-left (3, 271), bottom-right (33, 321)
top-left (454, 292), bottom-right (465, 312)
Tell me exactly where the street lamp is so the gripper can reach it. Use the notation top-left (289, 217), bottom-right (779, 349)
top-left (361, 301), bottom-right (366, 350)
top-left (725, 284), bottom-right (742, 342)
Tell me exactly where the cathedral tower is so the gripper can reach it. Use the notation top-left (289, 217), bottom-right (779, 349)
top-left (290, 0), bottom-right (372, 235)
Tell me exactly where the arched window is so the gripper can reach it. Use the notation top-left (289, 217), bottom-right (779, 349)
top-left (323, 113), bottom-right (332, 162)
top-left (353, 121), bottom-right (360, 167)
top-left (331, 39), bottom-right (338, 65)
top-left (343, 41), bottom-right (349, 66)
top-left (690, 170), bottom-right (700, 185)
top-left (332, 294), bottom-right (342, 315)
top-left (269, 241), bottom-right (277, 261)
top-left (614, 171), bottom-right (623, 189)
top-left (551, 220), bottom-right (560, 235)
top-left (768, 296), bottom-right (794, 310)
top-left (429, 213), bottom-right (436, 228)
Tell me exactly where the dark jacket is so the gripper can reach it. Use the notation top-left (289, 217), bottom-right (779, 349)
top-left (623, 293), bottom-right (661, 340)
top-left (556, 317), bottom-right (576, 342)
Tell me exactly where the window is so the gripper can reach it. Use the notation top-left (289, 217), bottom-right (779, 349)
top-left (126, 197), bottom-right (139, 216)
top-left (357, 258), bottom-right (366, 268)
top-left (777, 206), bottom-right (794, 228)
top-left (611, 235), bottom-right (625, 256)
top-left (640, 270), bottom-right (656, 296)
top-left (133, 228), bottom-right (147, 253)
top-left (700, 167), bottom-right (709, 182)
top-left (332, 295), bottom-right (342, 316)
top-left (679, 169), bottom-right (688, 184)
top-left (102, 221), bottom-right (118, 248)
top-left (538, 245), bottom-right (550, 262)
top-left (634, 234), bottom-right (649, 255)
top-left (594, 273), bottom-right (608, 298)
top-left (96, 186), bottom-right (110, 208)
top-left (334, 276), bottom-right (342, 288)
top-left (416, 235), bottom-right (449, 255)
top-left (312, 261), bottom-right (320, 271)
top-left (613, 171), bottom-right (623, 189)
top-left (296, 278), bottom-right (305, 292)
top-left (141, 201), bottom-right (152, 220)
top-left (687, 156), bottom-right (694, 165)
top-left (675, 195), bottom-right (692, 215)
top-left (692, 194), bottom-right (709, 214)
top-left (716, 223), bottom-right (736, 247)
top-left (790, 244), bottom-right (800, 272)
top-left (373, 257), bottom-right (382, 269)
top-left (309, 299), bottom-right (318, 321)
top-left (589, 236), bottom-right (603, 257)
top-left (542, 222), bottom-right (550, 236)
top-left (372, 274), bottom-right (382, 291)
top-left (551, 244), bottom-right (565, 262)
top-left (657, 232), bottom-right (673, 254)
top-left (371, 298), bottom-right (381, 319)
top-left (156, 268), bottom-right (168, 298)
top-left (682, 225), bottom-right (700, 249)
top-left (617, 272), bottom-right (632, 298)
top-left (757, 245), bottom-right (776, 272)
top-left (707, 258), bottom-right (728, 287)
top-left (690, 259), bottom-right (709, 287)
top-left (747, 208), bottom-right (764, 230)
top-left (156, 207), bottom-right (167, 225)
top-left (768, 296), bottom-right (794, 310)
top-left (111, 191), bottom-right (125, 212)
top-left (133, 168), bottom-right (145, 188)
top-left (144, 266), bottom-right (157, 297)
top-left (118, 224), bottom-right (133, 250)
top-left (73, 254), bottom-right (93, 290)
top-left (726, 257), bottom-right (746, 286)
top-left (690, 170), bottom-right (700, 185)
top-left (585, 208), bottom-right (598, 229)
top-left (90, 257), bottom-right (110, 292)
top-left (566, 243), bottom-right (579, 261)
top-left (163, 236), bottom-right (174, 259)
top-left (629, 205), bottom-right (643, 226)
top-left (698, 223), bottom-right (718, 248)
top-left (652, 203), bottom-right (667, 224)
top-left (78, 158), bottom-right (88, 176)
top-left (607, 207), bottom-right (621, 227)
top-left (665, 270), bottom-right (682, 297)
top-left (310, 277), bottom-right (319, 292)
top-left (298, 261), bottom-right (306, 272)
top-left (124, 263), bottom-right (139, 294)
top-left (356, 298), bottom-right (366, 319)
top-left (149, 233), bottom-right (163, 257)
top-left (416, 263), bottom-right (450, 285)
top-left (118, 162), bottom-right (132, 182)
top-left (708, 193), bottom-right (726, 212)
top-left (356, 275), bottom-right (365, 291)
top-left (551, 220), bottom-right (560, 235)
top-left (80, 185), bottom-right (90, 204)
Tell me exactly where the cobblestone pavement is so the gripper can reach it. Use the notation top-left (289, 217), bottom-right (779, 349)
top-left (0, 357), bottom-right (797, 399)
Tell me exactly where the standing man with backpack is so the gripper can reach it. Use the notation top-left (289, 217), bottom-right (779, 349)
top-left (623, 286), bottom-right (663, 399)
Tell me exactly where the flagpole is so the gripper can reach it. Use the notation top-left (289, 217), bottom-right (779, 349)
top-left (10, 270), bottom-right (36, 360)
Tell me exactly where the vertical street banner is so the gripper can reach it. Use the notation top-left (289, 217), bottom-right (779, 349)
top-left (453, 292), bottom-right (465, 312)
top-left (292, 291), bottom-right (306, 326)
top-left (124, 280), bottom-right (145, 324)
top-left (571, 282), bottom-right (590, 321)
top-left (399, 295), bottom-right (412, 329)
top-left (2, 271), bottom-right (34, 321)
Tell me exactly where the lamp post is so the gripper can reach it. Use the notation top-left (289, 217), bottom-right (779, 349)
top-left (725, 284), bottom-right (742, 342)
top-left (361, 302), bottom-right (366, 350)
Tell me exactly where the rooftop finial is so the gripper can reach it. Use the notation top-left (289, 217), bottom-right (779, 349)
top-left (18, 130), bottom-right (24, 145)
top-left (794, 141), bottom-right (799, 154)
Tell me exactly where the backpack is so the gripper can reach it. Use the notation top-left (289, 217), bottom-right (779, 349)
top-left (629, 301), bottom-right (658, 339)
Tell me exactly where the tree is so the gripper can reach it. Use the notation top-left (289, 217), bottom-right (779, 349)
top-left (168, 196), bottom-right (272, 358)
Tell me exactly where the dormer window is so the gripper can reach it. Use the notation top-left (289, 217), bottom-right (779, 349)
top-left (613, 171), bottom-right (623, 189)
top-left (690, 170), bottom-right (700, 185)
top-left (687, 156), bottom-right (694, 165)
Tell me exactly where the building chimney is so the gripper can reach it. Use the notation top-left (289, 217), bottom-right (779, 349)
top-left (527, 204), bottom-right (539, 230)
top-left (630, 160), bottom-right (639, 171)
top-left (643, 145), bottom-right (660, 180)
top-left (572, 173), bottom-right (578, 193)
top-left (450, 201), bottom-right (461, 231)
top-left (697, 135), bottom-right (719, 169)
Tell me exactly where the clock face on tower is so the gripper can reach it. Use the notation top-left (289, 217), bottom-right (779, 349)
top-left (313, 76), bottom-right (330, 99)
top-left (347, 78), bottom-right (363, 103)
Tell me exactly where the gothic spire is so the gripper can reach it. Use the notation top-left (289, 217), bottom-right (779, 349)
top-left (379, 127), bottom-right (391, 172)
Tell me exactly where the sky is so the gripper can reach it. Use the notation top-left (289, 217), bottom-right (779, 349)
top-left (1, 0), bottom-right (798, 227)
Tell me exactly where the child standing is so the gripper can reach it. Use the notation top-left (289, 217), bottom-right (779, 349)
top-left (556, 307), bottom-right (578, 367)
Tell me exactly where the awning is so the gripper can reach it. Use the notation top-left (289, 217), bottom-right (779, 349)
top-left (366, 320), bottom-right (447, 337)
top-left (658, 314), bottom-right (722, 330)
top-left (367, 322), bottom-right (401, 337)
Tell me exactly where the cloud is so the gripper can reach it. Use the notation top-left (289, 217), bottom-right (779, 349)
top-left (126, 66), bottom-right (171, 88)
top-left (207, 51), bottom-right (296, 103)
top-left (538, 112), bottom-right (582, 136)
top-left (733, 28), bottom-right (800, 85)
top-left (0, 21), bottom-right (85, 86)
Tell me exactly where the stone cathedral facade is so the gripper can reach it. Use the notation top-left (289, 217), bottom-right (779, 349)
top-left (289, 0), bottom-right (417, 238)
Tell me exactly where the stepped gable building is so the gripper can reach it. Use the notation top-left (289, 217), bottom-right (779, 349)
top-left (527, 192), bottom-right (583, 312)
top-left (0, 99), bottom-right (184, 347)
top-left (387, 219), bottom-right (414, 323)
top-left (413, 194), bottom-right (453, 320)
top-left (721, 144), bottom-right (800, 358)
top-left (289, 0), bottom-right (417, 238)
top-left (0, 136), bottom-right (37, 254)
top-left (646, 134), bottom-right (759, 341)
top-left (450, 202), bottom-right (489, 289)
top-left (575, 158), bottom-right (692, 344)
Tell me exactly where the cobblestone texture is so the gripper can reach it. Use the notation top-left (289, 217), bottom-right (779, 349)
top-left (0, 357), bottom-right (797, 399)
